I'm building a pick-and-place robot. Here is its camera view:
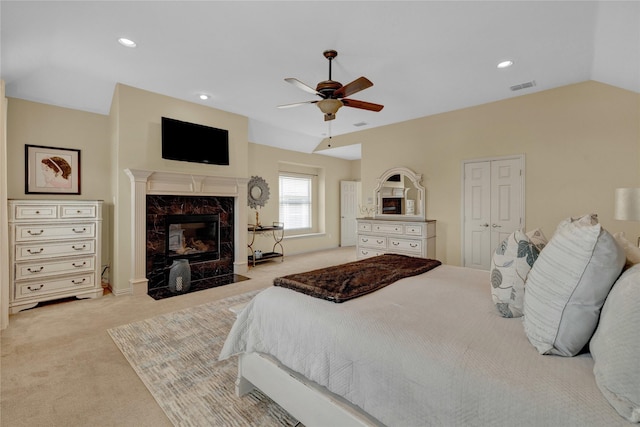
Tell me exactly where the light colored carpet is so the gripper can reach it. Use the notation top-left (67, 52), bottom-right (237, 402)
top-left (108, 290), bottom-right (299, 427)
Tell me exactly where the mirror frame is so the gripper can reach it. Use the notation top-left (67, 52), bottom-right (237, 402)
top-left (247, 176), bottom-right (270, 209)
top-left (374, 166), bottom-right (425, 221)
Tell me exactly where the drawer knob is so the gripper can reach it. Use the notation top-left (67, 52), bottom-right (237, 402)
top-left (72, 244), bottom-right (87, 251)
top-left (27, 229), bottom-right (44, 236)
top-left (27, 248), bottom-right (44, 254)
top-left (72, 228), bottom-right (87, 233)
top-left (362, 238), bottom-right (368, 242)
top-left (27, 266), bottom-right (44, 273)
top-left (72, 262), bottom-right (87, 268)
top-left (77, 210), bottom-right (82, 213)
top-left (27, 284), bottom-right (44, 292)
top-left (410, 243), bottom-right (418, 248)
top-left (392, 241), bottom-right (400, 246)
top-left (71, 278), bottom-right (86, 285)
top-left (377, 240), bottom-right (384, 244)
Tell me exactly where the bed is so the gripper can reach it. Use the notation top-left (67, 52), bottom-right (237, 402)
top-left (219, 260), bottom-right (632, 426)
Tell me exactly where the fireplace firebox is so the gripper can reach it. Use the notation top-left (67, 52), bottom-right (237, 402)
top-left (165, 214), bottom-right (220, 263)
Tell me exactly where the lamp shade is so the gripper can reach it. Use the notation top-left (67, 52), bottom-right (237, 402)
top-left (614, 188), bottom-right (640, 221)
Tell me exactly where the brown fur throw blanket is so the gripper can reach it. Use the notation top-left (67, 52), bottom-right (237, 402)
top-left (274, 254), bottom-right (442, 303)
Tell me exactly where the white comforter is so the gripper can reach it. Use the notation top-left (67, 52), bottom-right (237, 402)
top-left (219, 265), bottom-right (628, 426)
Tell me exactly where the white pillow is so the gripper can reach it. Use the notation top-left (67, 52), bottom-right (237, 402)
top-left (523, 214), bottom-right (625, 356)
top-left (490, 230), bottom-right (543, 318)
top-left (590, 263), bottom-right (640, 422)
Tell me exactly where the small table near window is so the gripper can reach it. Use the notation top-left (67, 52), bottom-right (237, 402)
top-left (247, 222), bottom-right (284, 267)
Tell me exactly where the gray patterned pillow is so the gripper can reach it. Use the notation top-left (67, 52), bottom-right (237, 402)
top-left (490, 230), bottom-right (542, 318)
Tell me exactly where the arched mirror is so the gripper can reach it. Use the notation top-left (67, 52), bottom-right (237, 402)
top-left (374, 167), bottom-right (425, 221)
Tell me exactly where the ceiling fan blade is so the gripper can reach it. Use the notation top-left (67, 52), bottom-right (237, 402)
top-left (333, 76), bottom-right (373, 98)
top-left (277, 100), bottom-right (318, 109)
top-left (341, 98), bottom-right (384, 112)
top-left (284, 78), bottom-right (322, 96)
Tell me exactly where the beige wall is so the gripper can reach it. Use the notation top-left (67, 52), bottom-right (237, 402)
top-left (110, 84), bottom-right (250, 294)
top-left (324, 81), bottom-right (640, 265)
top-left (247, 142), bottom-right (358, 255)
top-left (6, 98), bottom-right (112, 276)
top-left (5, 80), bottom-right (639, 296)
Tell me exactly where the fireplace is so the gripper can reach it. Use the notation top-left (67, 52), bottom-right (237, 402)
top-left (145, 194), bottom-right (241, 299)
top-left (166, 214), bottom-right (220, 263)
top-left (382, 198), bottom-right (402, 214)
top-left (124, 169), bottom-right (250, 298)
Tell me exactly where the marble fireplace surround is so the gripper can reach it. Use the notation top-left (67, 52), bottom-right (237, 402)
top-left (125, 169), bottom-right (249, 296)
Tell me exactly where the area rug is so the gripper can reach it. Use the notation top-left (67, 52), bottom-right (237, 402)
top-left (108, 290), bottom-right (300, 427)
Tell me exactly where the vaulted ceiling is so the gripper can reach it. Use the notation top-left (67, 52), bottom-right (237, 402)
top-left (2, 1), bottom-right (638, 160)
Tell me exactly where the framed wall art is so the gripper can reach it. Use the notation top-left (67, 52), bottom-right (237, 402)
top-left (25, 144), bottom-right (81, 194)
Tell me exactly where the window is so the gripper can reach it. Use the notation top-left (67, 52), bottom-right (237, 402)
top-left (279, 174), bottom-right (312, 231)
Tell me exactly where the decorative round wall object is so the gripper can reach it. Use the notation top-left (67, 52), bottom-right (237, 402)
top-left (247, 176), bottom-right (270, 209)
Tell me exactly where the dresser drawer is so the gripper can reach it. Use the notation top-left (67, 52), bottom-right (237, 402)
top-left (357, 248), bottom-right (386, 259)
top-left (358, 222), bottom-right (372, 232)
top-left (15, 256), bottom-right (96, 281)
top-left (359, 234), bottom-right (386, 249)
top-left (16, 240), bottom-right (96, 261)
top-left (372, 223), bottom-right (404, 234)
top-left (60, 204), bottom-right (98, 219)
top-left (14, 204), bottom-right (58, 220)
top-left (15, 223), bottom-right (95, 242)
top-left (389, 238), bottom-right (422, 254)
top-left (15, 273), bottom-right (95, 300)
top-left (404, 224), bottom-right (424, 236)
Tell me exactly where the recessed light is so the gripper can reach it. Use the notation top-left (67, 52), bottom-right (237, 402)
top-left (199, 94), bottom-right (210, 100)
top-left (497, 60), bottom-right (514, 69)
top-left (118, 38), bottom-right (137, 48)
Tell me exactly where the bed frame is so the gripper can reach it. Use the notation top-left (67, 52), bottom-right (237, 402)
top-left (236, 352), bottom-right (384, 427)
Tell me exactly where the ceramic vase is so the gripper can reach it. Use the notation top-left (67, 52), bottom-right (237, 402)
top-left (168, 259), bottom-right (191, 293)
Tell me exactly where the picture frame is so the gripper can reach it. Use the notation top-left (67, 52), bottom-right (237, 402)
top-left (25, 144), bottom-right (81, 194)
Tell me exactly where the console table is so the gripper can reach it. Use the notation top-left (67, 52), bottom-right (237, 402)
top-left (356, 218), bottom-right (436, 259)
top-left (247, 222), bottom-right (284, 267)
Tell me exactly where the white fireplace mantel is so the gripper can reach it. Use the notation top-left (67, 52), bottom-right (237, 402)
top-left (124, 168), bottom-right (249, 295)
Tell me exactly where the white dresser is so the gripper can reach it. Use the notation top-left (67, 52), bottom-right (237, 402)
top-left (8, 200), bottom-right (103, 313)
top-left (356, 218), bottom-right (436, 260)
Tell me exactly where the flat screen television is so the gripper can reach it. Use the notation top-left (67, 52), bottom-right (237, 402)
top-left (161, 117), bottom-right (229, 165)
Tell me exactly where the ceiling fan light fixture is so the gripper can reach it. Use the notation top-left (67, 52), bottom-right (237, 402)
top-left (317, 98), bottom-right (343, 115)
top-left (497, 60), bottom-right (514, 69)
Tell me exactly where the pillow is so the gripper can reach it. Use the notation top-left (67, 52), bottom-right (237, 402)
top-left (490, 230), bottom-right (543, 318)
top-left (613, 231), bottom-right (640, 267)
top-left (523, 214), bottom-right (625, 356)
top-left (590, 263), bottom-right (640, 422)
top-left (526, 228), bottom-right (548, 252)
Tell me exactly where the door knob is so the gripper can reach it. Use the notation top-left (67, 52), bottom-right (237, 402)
top-left (492, 224), bottom-right (502, 228)
top-left (480, 223), bottom-right (489, 227)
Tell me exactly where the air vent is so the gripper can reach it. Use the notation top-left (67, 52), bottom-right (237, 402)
top-left (510, 80), bottom-right (536, 91)
top-left (353, 122), bottom-right (368, 127)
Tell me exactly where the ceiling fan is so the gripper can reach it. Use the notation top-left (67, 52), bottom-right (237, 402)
top-left (278, 50), bottom-right (384, 121)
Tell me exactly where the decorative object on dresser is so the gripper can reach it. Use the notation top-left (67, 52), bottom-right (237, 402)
top-left (357, 218), bottom-right (436, 259)
top-left (8, 200), bottom-right (103, 313)
top-left (25, 145), bottom-right (81, 195)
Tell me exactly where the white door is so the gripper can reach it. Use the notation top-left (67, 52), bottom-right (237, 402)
top-left (463, 157), bottom-right (524, 270)
top-left (340, 181), bottom-right (358, 247)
